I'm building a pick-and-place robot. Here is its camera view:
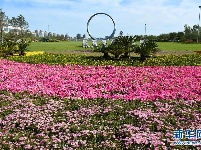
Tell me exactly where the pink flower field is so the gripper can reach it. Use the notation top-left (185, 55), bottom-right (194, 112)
top-left (0, 58), bottom-right (201, 149)
top-left (0, 59), bottom-right (200, 101)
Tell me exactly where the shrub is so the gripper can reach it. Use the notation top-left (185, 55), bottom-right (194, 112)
top-left (133, 40), bottom-right (160, 61)
top-left (111, 36), bottom-right (136, 58)
top-left (0, 38), bottom-right (30, 56)
top-left (16, 38), bottom-right (31, 56)
top-left (94, 41), bottom-right (110, 59)
top-left (94, 36), bottom-right (136, 59)
top-left (0, 40), bottom-right (19, 56)
top-left (106, 43), bottom-right (125, 59)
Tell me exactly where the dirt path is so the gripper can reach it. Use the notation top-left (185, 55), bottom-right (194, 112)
top-left (48, 49), bottom-right (199, 56)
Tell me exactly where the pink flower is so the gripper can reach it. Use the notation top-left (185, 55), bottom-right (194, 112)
top-left (0, 59), bottom-right (200, 101)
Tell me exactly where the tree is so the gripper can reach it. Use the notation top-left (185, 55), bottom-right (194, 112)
top-left (157, 33), bottom-right (169, 42)
top-left (187, 24), bottom-right (199, 42)
top-left (0, 9), bottom-right (8, 43)
top-left (192, 24), bottom-right (200, 42)
top-left (9, 14), bottom-right (29, 38)
top-left (183, 24), bottom-right (201, 42)
top-left (146, 35), bottom-right (157, 41)
top-left (168, 32), bottom-right (177, 41)
top-left (177, 32), bottom-right (185, 41)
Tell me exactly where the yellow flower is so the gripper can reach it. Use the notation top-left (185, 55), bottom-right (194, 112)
top-left (25, 51), bottom-right (44, 56)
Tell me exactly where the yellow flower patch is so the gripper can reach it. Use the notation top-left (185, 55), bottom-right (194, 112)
top-left (25, 51), bottom-right (44, 56)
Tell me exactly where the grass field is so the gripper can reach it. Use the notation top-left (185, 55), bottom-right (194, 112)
top-left (27, 41), bottom-right (201, 56)
top-left (28, 41), bottom-right (92, 51)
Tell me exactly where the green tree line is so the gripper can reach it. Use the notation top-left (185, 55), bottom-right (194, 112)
top-left (143, 24), bottom-right (201, 43)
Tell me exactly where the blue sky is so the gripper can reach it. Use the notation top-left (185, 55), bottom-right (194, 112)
top-left (1, 0), bottom-right (201, 38)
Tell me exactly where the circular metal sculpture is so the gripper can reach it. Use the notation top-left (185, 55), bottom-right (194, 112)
top-left (87, 13), bottom-right (116, 40)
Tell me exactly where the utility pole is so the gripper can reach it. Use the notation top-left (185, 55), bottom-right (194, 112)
top-left (48, 25), bottom-right (50, 38)
top-left (145, 24), bottom-right (146, 39)
top-left (145, 24), bottom-right (146, 35)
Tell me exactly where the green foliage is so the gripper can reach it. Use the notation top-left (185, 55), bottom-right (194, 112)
top-left (134, 40), bottom-right (160, 61)
top-left (143, 54), bottom-right (201, 66)
top-left (0, 38), bottom-right (30, 56)
top-left (110, 35), bottom-right (136, 58)
top-left (106, 43), bottom-right (125, 58)
top-left (145, 24), bottom-right (199, 42)
top-left (0, 40), bottom-right (18, 55)
top-left (94, 37), bottom-right (160, 60)
top-left (94, 36), bottom-right (136, 58)
top-left (183, 24), bottom-right (200, 42)
top-left (17, 38), bottom-right (31, 56)
top-left (94, 41), bottom-right (109, 53)
top-left (4, 53), bottom-right (201, 66)
top-left (9, 14), bottom-right (29, 37)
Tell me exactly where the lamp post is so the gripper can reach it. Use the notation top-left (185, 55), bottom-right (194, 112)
top-left (0, 9), bottom-right (8, 43)
top-left (145, 24), bottom-right (146, 39)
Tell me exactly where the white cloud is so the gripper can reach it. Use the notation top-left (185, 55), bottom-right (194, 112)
top-left (1, 0), bottom-right (201, 37)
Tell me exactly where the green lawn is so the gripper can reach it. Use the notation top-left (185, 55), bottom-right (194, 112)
top-left (157, 42), bottom-right (201, 51)
top-left (28, 41), bottom-right (88, 51)
top-left (27, 41), bottom-right (201, 55)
